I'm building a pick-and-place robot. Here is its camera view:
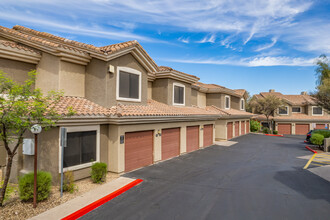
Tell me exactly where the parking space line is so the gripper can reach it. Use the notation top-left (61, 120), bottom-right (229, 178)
top-left (304, 153), bottom-right (317, 169)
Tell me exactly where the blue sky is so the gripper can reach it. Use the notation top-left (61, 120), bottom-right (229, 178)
top-left (0, 0), bottom-right (329, 96)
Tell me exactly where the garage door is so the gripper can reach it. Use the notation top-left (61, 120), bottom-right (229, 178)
top-left (227, 122), bottom-right (233, 140)
top-left (241, 121), bottom-right (245, 135)
top-left (278, 123), bottom-right (292, 135)
top-left (162, 128), bottom-right (180, 160)
top-left (186, 126), bottom-right (199, 153)
top-left (125, 130), bottom-right (153, 172)
top-left (235, 121), bottom-right (239, 137)
top-left (316, 124), bottom-right (326, 129)
top-left (203, 124), bottom-right (213, 147)
top-left (295, 124), bottom-right (310, 135)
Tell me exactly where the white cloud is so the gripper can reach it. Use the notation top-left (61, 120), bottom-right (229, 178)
top-left (196, 34), bottom-right (216, 43)
top-left (178, 36), bottom-right (190, 44)
top-left (255, 37), bottom-right (278, 52)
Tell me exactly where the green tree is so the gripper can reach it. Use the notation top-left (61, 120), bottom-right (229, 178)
top-left (312, 54), bottom-right (330, 112)
top-left (250, 95), bottom-right (283, 131)
top-left (0, 70), bottom-right (72, 206)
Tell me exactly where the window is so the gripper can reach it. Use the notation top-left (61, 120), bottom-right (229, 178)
top-left (279, 106), bottom-right (288, 115)
top-left (60, 126), bottom-right (100, 172)
top-left (225, 96), bottom-right (230, 109)
top-left (116, 67), bottom-right (141, 102)
top-left (292, 107), bottom-right (301, 113)
top-left (312, 106), bottom-right (323, 115)
top-left (173, 83), bottom-right (185, 105)
top-left (240, 98), bottom-right (245, 110)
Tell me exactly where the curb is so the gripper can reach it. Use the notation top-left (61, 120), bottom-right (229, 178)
top-left (305, 146), bottom-right (317, 154)
top-left (265, 134), bottom-right (284, 137)
top-left (61, 179), bottom-right (143, 220)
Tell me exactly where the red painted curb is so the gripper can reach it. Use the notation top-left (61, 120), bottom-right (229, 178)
top-left (61, 179), bottom-right (143, 220)
top-left (304, 140), bottom-right (308, 143)
top-left (305, 146), bottom-right (317, 154)
top-left (265, 134), bottom-right (284, 137)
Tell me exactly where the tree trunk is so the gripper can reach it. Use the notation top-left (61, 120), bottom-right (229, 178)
top-left (0, 155), bottom-right (13, 206)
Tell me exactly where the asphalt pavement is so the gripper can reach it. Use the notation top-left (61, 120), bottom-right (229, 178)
top-left (81, 133), bottom-right (330, 220)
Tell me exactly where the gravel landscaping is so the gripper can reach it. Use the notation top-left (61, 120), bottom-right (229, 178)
top-left (0, 172), bottom-right (119, 220)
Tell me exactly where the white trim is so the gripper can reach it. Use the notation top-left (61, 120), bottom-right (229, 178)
top-left (173, 82), bottom-right (185, 106)
top-left (116, 66), bottom-right (142, 102)
top-left (278, 106), bottom-right (289, 115)
top-left (225, 95), bottom-right (230, 109)
top-left (292, 106), bottom-right (301, 113)
top-left (240, 98), bottom-right (245, 110)
top-left (58, 125), bottom-right (100, 173)
top-left (312, 106), bottom-right (323, 116)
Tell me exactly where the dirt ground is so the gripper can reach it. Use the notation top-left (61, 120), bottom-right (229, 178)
top-left (0, 172), bottom-right (119, 220)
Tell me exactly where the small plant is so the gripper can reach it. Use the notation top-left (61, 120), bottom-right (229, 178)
top-left (59, 171), bottom-right (76, 193)
top-left (272, 130), bottom-right (278, 135)
top-left (262, 127), bottom-right (270, 134)
top-left (250, 120), bottom-right (261, 132)
top-left (19, 171), bottom-right (52, 202)
top-left (310, 133), bottom-right (324, 147)
top-left (91, 162), bottom-right (107, 183)
top-left (0, 180), bottom-right (15, 202)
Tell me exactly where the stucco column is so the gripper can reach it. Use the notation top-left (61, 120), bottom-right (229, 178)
top-left (108, 125), bottom-right (123, 173)
top-left (292, 123), bottom-right (295, 135)
top-left (154, 129), bottom-right (161, 162)
top-left (180, 126), bottom-right (186, 154)
top-left (199, 125), bottom-right (203, 148)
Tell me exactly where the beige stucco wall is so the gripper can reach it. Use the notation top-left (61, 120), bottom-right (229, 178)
top-left (148, 81), bottom-right (153, 99)
top-left (197, 91), bottom-right (207, 108)
top-left (206, 93), bottom-right (222, 108)
top-left (0, 58), bottom-right (36, 85)
top-left (36, 53), bottom-right (60, 94)
top-left (231, 96), bottom-right (240, 110)
top-left (152, 78), bottom-right (169, 104)
top-left (59, 61), bottom-right (85, 97)
top-left (108, 120), bottom-right (215, 173)
top-left (215, 119), bottom-right (250, 141)
top-left (191, 89), bottom-right (198, 106)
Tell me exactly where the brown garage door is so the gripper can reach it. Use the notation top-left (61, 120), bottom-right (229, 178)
top-left (316, 124), bottom-right (326, 129)
top-left (296, 124), bottom-right (310, 135)
top-left (125, 130), bottom-right (153, 172)
top-left (162, 128), bottom-right (180, 160)
top-left (203, 124), bottom-right (213, 147)
top-left (246, 120), bottom-right (250, 133)
top-left (186, 126), bottom-right (199, 153)
top-left (227, 122), bottom-right (233, 140)
top-left (278, 123), bottom-right (292, 135)
top-left (241, 121), bottom-right (245, 135)
top-left (235, 121), bottom-right (239, 137)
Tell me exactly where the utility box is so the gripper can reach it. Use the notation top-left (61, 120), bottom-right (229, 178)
top-left (23, 139), bottom-right (34, 155)
top-left (324, 138), bottom-right (330, 152)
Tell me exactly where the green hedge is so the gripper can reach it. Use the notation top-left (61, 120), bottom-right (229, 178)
top-left (91, 162), bottom-right (107, 183)
top-left (19, 171), bottom-right (52, 202)
top-left (310, 133), bottom-right (324, 146)
top-left (250, 120), bottom-right (261, 132)
top-left (313, 130), bottom-right (330, 138)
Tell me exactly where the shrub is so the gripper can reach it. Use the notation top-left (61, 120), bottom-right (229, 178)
top-left (310, 133), bottom-right (324, 146)
top-left (262, 127), bottom-right (270, 134)
top-left (91, 162), bottom-right (107, 183)
top-left (313, 130), bottom-right (330, 139)
top-left (19, 171), bottom-right (52, 202)
top-left (250, 120), bottom-right (261, 132)
top-left (0, 180), bottom-right (16, 202)
top-left (272, 130), bottom-right (278, 135)
top-left (59, 171), bottom-right (76, 193)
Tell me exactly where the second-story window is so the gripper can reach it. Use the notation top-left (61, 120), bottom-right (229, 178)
top-left (225, 96), bottom-right (230, 109)
top-left (292, 107), bottom-right (301, 113)
top-left (117, 67), bottom-right (141, 102)
top-left (173, 83), bottom-right (185, 105)
top-left (312, 106), bottom-right (323, 115)
top-left (279, 106), bottom-right (288, 115)
top-left (240, 98), bottom-right (245, 110)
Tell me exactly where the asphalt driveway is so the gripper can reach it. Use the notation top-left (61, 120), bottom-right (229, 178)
top-left (81, 134), bottom-right (330, 220)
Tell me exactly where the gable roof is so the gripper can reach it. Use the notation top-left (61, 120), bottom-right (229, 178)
top-left (155, 66), bottom-right (200, 84)
top-left (192, 82), bottom-right (242, 97)
top-left (255, 91), bottom-right (315, 105)
top-left (206, 105), bottom-right (254, 118)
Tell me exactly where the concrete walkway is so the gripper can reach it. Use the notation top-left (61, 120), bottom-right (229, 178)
top-left (29, 177), bottom-right (136, 220)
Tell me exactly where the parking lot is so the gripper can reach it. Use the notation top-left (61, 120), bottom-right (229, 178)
top-left (82, 134), bottom-right (330, 220)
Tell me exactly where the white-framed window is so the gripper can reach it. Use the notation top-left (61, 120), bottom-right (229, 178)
top-left (116, 66), bottom-right (141, 102)
top-left (278, 106), bottom-right (289, 115)
top-left (312, 106), bottom-right (323, 116)
top-left (225, 95), bottom-right (230, 109)
top-left (240, 98), bottom-right (245, 110)
top-left (292, 107), bottom-right (301, 113)
top-left (59, 125), bottom-right (100, 172)
top-left (173, 83), bottom-right (185, 105)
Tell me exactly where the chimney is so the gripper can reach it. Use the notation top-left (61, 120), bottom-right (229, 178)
top-left (301, 91), bottom-right (307, 95)
top-left (269, 89), bottom-right (275, 93)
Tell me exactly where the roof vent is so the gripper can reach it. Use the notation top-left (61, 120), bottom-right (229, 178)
top-left (301, 91), bottom-right (307, 95)
top-left (269, 89), bottom-right (275, 93)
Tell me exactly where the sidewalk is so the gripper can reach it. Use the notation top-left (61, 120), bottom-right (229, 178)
top-left (29, 177), bottom-right (137, 220)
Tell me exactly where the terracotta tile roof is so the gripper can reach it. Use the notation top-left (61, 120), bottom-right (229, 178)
top-left (207, 105), bottom-right (254, 117)
top-left (193, 82), bottom-right (242, 97)
top-left (158, 66), bottom-right (199, 79)
top-left (253, 114), bottom-right (330, 121)
top-left (234, 89), bottom-right (246, 96)
top-left (257, 91), bottom-right (315, 105)
top-left (0, 40), bottom-right (40, 54)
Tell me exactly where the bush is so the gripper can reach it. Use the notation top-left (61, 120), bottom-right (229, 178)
top-left (272, 130), bottom-right (278, 135)
top-left (262, 127), bottom-right (270, 134)
top-left (310, 133), bottom-right (324, 146)
top-left (250, 120), bottom-right (261, 132)
top-left (313, 130), bottom-right (330, 138)
top-left (91, 162), bottom-right (107, 183)
top-left (59, 171), bottom-right (76, 193)
top-left (19, 171), bottom-right (52, 202)
top-left (0, 180), bottom-right (16, 202)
